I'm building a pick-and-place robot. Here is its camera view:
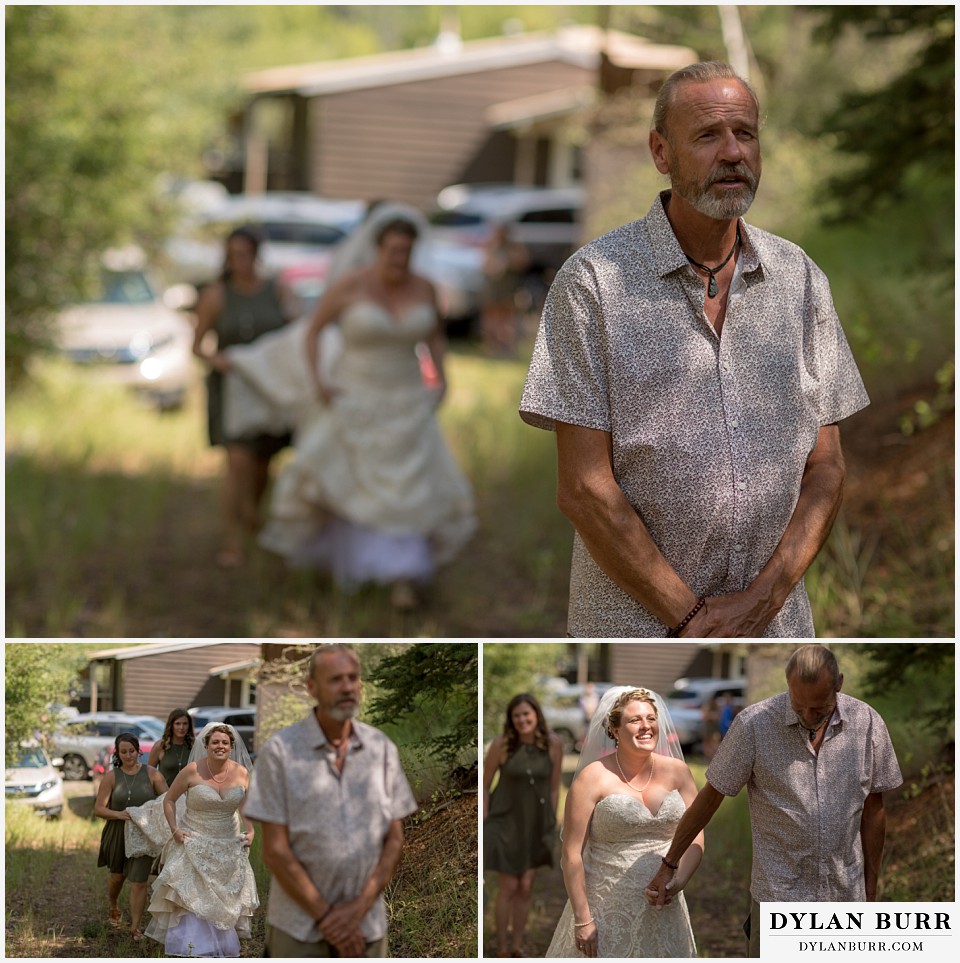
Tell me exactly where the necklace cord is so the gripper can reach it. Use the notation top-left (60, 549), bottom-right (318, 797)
top-left (683, 226), bottom-right (741, 298)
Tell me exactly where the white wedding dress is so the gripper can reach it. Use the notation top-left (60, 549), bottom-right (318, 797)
top-left (546, 790), bottom-right (696, 958)
top-left (142, 785), bottom-right (258, 958)
top-left (226, 300), bottom-right (476, 585)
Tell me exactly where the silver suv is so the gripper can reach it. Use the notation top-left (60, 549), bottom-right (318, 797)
top-left (188, 707), bottom-right (256, 755)
top-left (666, 678), bottom-right (746, 751)
top-left (51, 712), bottom-right (165, 781)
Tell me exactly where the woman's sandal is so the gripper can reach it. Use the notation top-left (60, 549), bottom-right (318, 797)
top-left (107, 908), bottom-right (121, 925)
top-left (131, 929), bottom-right (143, 943)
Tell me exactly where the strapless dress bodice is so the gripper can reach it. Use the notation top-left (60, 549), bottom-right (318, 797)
top-left (586, 789), bottom-right (686, 868)
top-left (181, 784), bottom-right (245, 838)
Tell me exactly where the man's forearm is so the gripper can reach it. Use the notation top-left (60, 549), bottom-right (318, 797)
top-left (686, 425), bottom-right (845, 637)
top-left (860, 793), bottom-right (886, 900)
top-left (262, 839), bottom-right (330, 920)
top-left (751, 426), bottom-right (845, 611)
top-left (556, 424), bottom-right (697, 627)
top-left (664, 783), bottom-right (725, 866)
top-left (356, 821), bottom-right (405, 913)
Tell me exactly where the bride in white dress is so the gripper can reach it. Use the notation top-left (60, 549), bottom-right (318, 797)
top-left (140, 723), bottom-right (258, 958)
top-left (545, 687), bottom-right (702, 958)
top-left (220, 202), bottom-right (476, 608)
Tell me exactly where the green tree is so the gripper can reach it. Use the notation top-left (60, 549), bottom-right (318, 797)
top-left (482, 642), bottom-right (568, 740)
top-left (853, 643), bottom-right (954, 757)
top-left (365, 642), bottom-right (477, 768)
top-left (5, 5), bottom-right (239, 382)
top-left (4, 643), bottom-right (84, 765)
top-left (811, 5), bottom-right (954, 222)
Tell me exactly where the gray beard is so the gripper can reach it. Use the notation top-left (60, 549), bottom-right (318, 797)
top-left (678, 182), bottom-right (757, 220)
top-left (327, 702), bottom-right (359, 721)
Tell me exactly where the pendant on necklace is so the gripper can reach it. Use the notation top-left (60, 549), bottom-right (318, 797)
top-left (707, 274), bottom-right (719, 298)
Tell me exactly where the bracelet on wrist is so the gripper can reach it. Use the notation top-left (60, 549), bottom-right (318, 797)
top-left (573, 918), bottom-right (595, 928)
top-left (317, 906), bottom-right (333, 925)
top-left (662, 855), bottom-right (679, 870)
top-left (667, 597), bottom-right (706, 637)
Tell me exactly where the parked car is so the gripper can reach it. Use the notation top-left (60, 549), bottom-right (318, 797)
top-left (188, 707), bottom-right (256, 755)
top-left (541, 681), bottom-right (615, 754)
top-left (5, 743), bottom-right (65, 819)
top-left (666, 677), bottom-right (747, 751)
top-left (165, 192), bottom-right (366, 288)
top-left (423, 183), bottom-right (585, 334)
top-left (57, 246), bottom-right (197, 410)
top-left (51, 712), bottom-right (165, 782)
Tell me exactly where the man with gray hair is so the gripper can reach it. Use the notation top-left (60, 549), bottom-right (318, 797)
top-left (244, 644), bottom-right (418, 957)
top-left (520, 60), bottom-right (869, 637)
top-left (646, 644), bottom-right (902, 956)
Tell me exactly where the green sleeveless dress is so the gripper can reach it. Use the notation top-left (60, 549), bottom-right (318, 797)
top-left (207, 277), bottom-right (292, 457)
top-left (484, 743), bottom-right (557, 874)
top-left (156, 742), bottom-right (191, 788)
top-left (97, 765), bottom-right (158, 882)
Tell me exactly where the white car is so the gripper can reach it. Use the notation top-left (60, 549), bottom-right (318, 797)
top-left (5, 744), bottom-right (65, 819)
top-left (57, 247), bottom-right (197, 410)
top-left (165, 191), bottom-right (366, 287)
top-left (51, 712), bottom-right (165, 782)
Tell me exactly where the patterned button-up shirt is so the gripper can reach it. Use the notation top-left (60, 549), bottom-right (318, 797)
top-left (243, 710), bottom-right (417, 942)
top-left (706, 691), bottom-right (902, 901)
top-left (520, 191), bottom-right (869, 637)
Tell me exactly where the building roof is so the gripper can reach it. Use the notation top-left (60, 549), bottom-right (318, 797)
top-left (486, 85), bottom-right (598, 130)
top-left (208, 659), bottom-right (261, 677)
top-left (243, 25), bottom-right (697, 98)
top-left (86, 642), bottom-right (247, 661)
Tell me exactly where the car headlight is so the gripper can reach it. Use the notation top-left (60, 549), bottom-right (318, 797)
top-left (39, 780), bottom-right (59, 792)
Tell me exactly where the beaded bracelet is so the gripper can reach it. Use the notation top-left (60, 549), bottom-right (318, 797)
top-left (662, 855), bottom-right (679, 870)
top-left (667, 597), bottom-right (706, 637)
top-left (574, 918), bottom-right (595, 928)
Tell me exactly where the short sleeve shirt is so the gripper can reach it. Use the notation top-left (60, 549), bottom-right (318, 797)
top-left (705, 691), bottom-right (903, 901)
top-left (519, 191), bottom-right (870, 637)
top-left (243, 711), bottom-right (418, 942)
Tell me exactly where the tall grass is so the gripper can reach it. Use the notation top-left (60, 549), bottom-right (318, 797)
top-left (6, 317), bottom-right (951, 637)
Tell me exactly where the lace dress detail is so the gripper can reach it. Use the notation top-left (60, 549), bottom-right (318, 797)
top-left (242, 300), bottom-right (476, 582)
top-left (144, 785), bottom-right (258, 957)
top-left (546, 790), bottom-right (696, 958)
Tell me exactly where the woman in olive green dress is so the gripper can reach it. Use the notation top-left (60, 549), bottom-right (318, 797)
top-left (483, 693), bottom-right (563, 957)
top-left (95, 733), bottom-right (168, 941)
top-left (193, 226), bottom-right (300, 568)
top-left (148, 709), bottom-right (196, 787)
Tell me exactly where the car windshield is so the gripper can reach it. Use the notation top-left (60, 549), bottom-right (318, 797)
top-left (14, 749), bottom-right (48, 768)
top-left (134, 719), bottom-right (164, 739)
top-left (667, 690), bottom-right (700, 702)
top-left (87, 269), bottom-right (156, 306)
top-left (428, 211), bottom-right (487, 228)
top-left (261, 221), bottom-right (345, 246)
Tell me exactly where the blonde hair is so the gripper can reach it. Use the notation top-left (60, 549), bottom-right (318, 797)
top-left (605, 688), bottom-right (658, 740)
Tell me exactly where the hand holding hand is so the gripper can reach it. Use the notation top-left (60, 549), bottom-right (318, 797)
top-left (646, 863), bottom-right (676, 908)
top-left (240, 831), bottom-right (253, 849)
top-left (320, 900), bottom-right (366, 948)
top-left (330, 928), bottom-right (366, 958)
top-left (681, 589), bottom-right (777, 638)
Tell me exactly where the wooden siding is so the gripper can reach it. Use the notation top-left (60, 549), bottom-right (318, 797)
top-left (311, 60), bottom-right (593, 209)
top-left (118, 643), bottom-right (261, 720)
top-left (606, 643), bottom-right (706, 696)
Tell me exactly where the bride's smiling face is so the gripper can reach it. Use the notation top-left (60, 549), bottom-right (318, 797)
top-left (377, 229), bottom-right (415, 281)
top-left (206, 731), bottom-right (233, 761)
top-left (616, 700), bottom-right (658, 753)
